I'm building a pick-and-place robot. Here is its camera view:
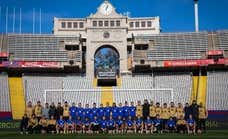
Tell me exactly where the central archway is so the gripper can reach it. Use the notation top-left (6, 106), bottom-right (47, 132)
top-left (94, 45), bottom-right (120, 77)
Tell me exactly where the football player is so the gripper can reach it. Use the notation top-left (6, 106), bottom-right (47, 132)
top-left (135, 116), bottom-right (143, 133)
top-left (69, 102), bottom-right (77, 121)
top-left (144, 116), bottom-right (154, 134)
top-left (115, 116), bottom-right (124, 133)
top-left (56, 115), bottom-right (65, 134)
top-left (100, 116), bottom-right (107, 133)
top-left (186, 115), bottom-right (196, 135)
top-left (83, 117), bottom-right (91, 134)
top-left (125, 116), bottom-right (135, 133)
top-left (47, 115), bottom-right (56, 134)
top-left (153, 114), bottom-right (162, 133)
top-left (75, 116), bottom-right (83, 133)
top-left (166, 117), bottom-right (176, 133)
top-left (107, 116), bottom-right (116, 134)
top-left (176, 115), bottom-right (187, 134)
top-left (136, 101), bottom-right (143, 118)
top-left (65, 116), bottom-right (75, 134)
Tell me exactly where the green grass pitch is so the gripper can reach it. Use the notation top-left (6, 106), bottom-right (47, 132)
top-left (0, 130), bottom-right (228, 139)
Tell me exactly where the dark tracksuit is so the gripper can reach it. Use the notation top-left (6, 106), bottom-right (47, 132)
top-left (20, 116), bottom-right (29, 132)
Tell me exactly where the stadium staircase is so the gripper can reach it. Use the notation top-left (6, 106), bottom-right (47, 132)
top-left (93, 78), bottom-right (98, 87)
top-left (9, 77), bottom-right (26, 120)
top-left (197, 76), bottom-right (207, 106)
top-left (117, 77), bottom-right (121, 87)
top-left (97, 77), bottom-right (121, 105)
top-left (190, 76), bottom-right (199, 103)
top-left (190, 75), bottom-right (207, 106)
top-left (101, 87), bottom-right (113, 105)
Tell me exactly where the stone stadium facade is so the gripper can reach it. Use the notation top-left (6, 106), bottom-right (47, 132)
top-left (53, 0), bottom-right (160, 76)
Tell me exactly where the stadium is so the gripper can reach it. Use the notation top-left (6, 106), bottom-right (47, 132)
top-left (0, 0), bottom-right (228, 139)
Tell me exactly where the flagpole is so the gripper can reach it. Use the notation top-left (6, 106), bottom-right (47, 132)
top-left (19, 8), bottom-right (22, 34)
top-left (0, 7), bottom-right (1, 34)
top-left (33, 8), bottom-right (35, 34)
top-left (13, 7), bottom-right (16, 33)
top-left (39, 8), bottom-right (41, 34)
top-left (6, 7), bottom-right (8, 33)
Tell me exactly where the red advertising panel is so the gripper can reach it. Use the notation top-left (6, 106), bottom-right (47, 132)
top-left (0, 52), bottom-right (9, 57)
top-left (6, 61), bottom-right (61, 68)
top-left (207, 50), bottom-right (223, 56)
top-left (225, 58), bottom-right (228, 65)
top-left (217, 58), bottom-right (228, 65)
top-left (21, 62), bottom-right (61, 68)
top-left (164, 59), bottom-right (215, 67)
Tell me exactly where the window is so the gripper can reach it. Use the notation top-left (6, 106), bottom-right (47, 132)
top-left (135, 22), bottom-right (140, 27)
top-left (104, 21), bottom-right (109, 27)
top-left (73, 22), bottom-right (78, 28)
top-left (116, 20), bottom-right (120, 26)
top-left (147, 21), bottom-right (152, 27)
top-left (141, 21), bottom-right (146, 27)
top-left (61, 22), bottom-right (66, 28)
top-left (93, 21), bottom-right (97, 27)
top-left (99, 21), bottom-right (103, 27)
top-left (68, 22), bottom-right (72, 28)
top-left (130, 22), bottom-right (134, 28)
top-left (79, 22), bottom-right (84, 28)
top-left (110, 21), bottom-right (115, 27)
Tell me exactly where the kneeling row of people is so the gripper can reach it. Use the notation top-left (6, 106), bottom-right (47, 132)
top-left (21, 113), bottom-right (196, 134)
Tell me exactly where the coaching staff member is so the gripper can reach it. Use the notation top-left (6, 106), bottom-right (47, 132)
top-left (190, 100), bottom-right (199, 121)
top-left (142, 99), bottom-right (150, 120)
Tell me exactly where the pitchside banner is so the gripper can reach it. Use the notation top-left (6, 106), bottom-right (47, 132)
top-left (0, 120), bottom-right (227, 131)
top-left (0, 121), bottom-right (20, 131)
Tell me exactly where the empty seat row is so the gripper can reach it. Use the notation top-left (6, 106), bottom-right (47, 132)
top-left (207, 72), bottom-right (228, 110)
top-left (8, 34), bottom-right (79, 62)
top-left (134, 32), bottom-right (208, 60)
top-left (0, 74), bottom-right (11, 112)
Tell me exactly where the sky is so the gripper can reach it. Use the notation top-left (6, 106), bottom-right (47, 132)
top-left (0, 0), bottom-right (228, 34)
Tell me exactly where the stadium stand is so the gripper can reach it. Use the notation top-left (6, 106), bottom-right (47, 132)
top-left (23, 76), bottom-right (63, 104)
top-left (216, 31), bottom-right (228, 51)
top-left (63, 76), bottom-right (102, 106)
top-left (8, 34), bottom-right (80, 62)
top-left (0, 35), bottom-right (8, 52)
top-left (63, 76), bottom-right (95, 89)
top-left (2, 31), bottom-right (228, 121)
top-left (134, 32), bottom-right (208, 60)
top-left (120, 75), bottom-right (153, 89)
top-left (154, 72), bottom-right (192, 104)
top-left (112, 73), bottom-right (192, 104)
top-left (18, 71), bottom-right (228, 111)
top-left (207, 71), bottom-right (228, 110)
top-left (23, 76), bottom-right (101, 106)
top-left (113, 89), bottom-right (172, 105)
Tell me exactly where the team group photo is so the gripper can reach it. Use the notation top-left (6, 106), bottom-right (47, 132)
top-left (20, 100), bottom-right (207, 135)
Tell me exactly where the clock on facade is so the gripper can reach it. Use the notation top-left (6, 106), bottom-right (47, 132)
top-left (100, 2), bottom-right (113, 15)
